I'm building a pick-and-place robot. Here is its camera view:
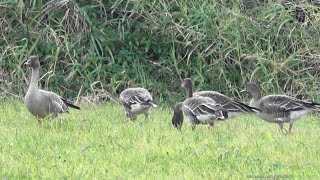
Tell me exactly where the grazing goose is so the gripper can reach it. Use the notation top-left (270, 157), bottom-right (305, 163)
top-left (119, 87), bottom-right (157, 121)
top-left (172, 96), bottom-right (227, 129)
top-left (241, 82), bottom-right (320, 133)
top-left (182, 78), bottom-right (259, 119)
top-left (24, 56), bottom-right (80, 122)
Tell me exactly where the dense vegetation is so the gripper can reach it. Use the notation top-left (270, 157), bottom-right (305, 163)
top-left (1, 0), bottom-right (320, 104)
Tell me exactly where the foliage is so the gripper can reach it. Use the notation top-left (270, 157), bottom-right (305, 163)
top-left (1, 0), bottom-right (320, 105)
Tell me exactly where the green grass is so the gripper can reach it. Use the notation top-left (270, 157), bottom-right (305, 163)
top-left (0, 100), bottom-right (320, 179)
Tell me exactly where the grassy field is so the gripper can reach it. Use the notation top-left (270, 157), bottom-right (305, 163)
top-left (0, 99), bottom-right (320, 179)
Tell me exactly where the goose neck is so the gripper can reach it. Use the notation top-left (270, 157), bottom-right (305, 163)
top-left (185, 86), bottom-right (193, 99)
top-left (29, 67), bottom-right (39, 91)
top-left (252, 91), bottom-right (261, 101)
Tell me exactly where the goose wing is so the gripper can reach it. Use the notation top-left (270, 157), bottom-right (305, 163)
top-left (39, 90), bottom-right (69, 113)
top-left (262, 95), bottom-right (315, 112)
top-left (120, 88), bottom-right (154, 109)
top-left (194, 91), bottom-right (229, 105)
top-left (183, 97), bottom-right (224, 117)
top-left (195, 91), bottom-right (256, 112)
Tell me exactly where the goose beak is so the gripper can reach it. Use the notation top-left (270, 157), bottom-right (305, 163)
top-left (24, 59), bottom-right (31, 66)
top-left (240, 89), bottom-right (246, 93)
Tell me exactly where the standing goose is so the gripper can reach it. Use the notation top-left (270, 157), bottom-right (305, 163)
top-left (241, 82), bottom-right (320, 133)
top-left (182, 78), bottom-right (259, 119)
top-left (119, 87), bottom-right (157, 121)
top-left (24, 56), bottom-right (80, 122)
top-left (172, 96), bottom-right (227, 130)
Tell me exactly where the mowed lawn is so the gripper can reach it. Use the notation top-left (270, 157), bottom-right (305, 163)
top-left (0, 100), bottom-right (320, 179)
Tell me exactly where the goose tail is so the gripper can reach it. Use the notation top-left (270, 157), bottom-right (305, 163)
top-left (61, 98), bottom-right (81, 110)
top-left (148, 99), bottom-right (158, 107)
top-left (234, 100), bottom-right (261, 113)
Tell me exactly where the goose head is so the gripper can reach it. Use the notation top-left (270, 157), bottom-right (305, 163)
top-left (172, 102), bottom-right (184, 129)
top-left (241, 82), bottom-right (262, 100)
top-left (24, 56), bottom-right (40, 69)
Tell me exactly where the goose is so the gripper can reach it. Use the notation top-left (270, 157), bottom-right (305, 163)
top-left (241, 82), bottom-right (320, 133)
top-left (119, 87), bottom-right (157, 121)
top-left (172, 96), bottom-right (227, 130)
top-left (24, 55), bottom-right (80, 123)
top-left (182, 78), bottom-right (260, 119)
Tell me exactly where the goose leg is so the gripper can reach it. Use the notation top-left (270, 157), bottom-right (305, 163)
top-left (131, 114), bottom-right (137, 121)
top-left (49, 113), bottom-right (58, 124)
top-left (125, 111), bottom-right (135, 121)
top-left (208, 121), bottom-right (215, 130)
top-left (278, 123), bottom-right (286, 133)
top-left (125, 111), bottom-right (130, 119)
top-left (144, 112), bottom-right (149, 121)
top-left (190, 117), bottom-right (197, 131)
top-left (288, 122), bottom-right (294, 134)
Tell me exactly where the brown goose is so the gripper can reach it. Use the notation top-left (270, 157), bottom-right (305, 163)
top-left (172, 96), bottom-right (227, 130)
top-left (24, 56), bottom-right (80, 122)
top-left (241, 82), bottom-right (320, 133)
top-left (119, 87), bottom-right (157, 121)
top-left (182, 78), bottom-right (259, 119)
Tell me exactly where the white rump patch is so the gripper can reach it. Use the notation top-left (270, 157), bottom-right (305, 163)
top-left (290, 109), bottom-right (313, 121)
top-left (131, 104), bottom-right (151, 114)
top-left (196, 114), bottom-right (216, 124)
top-left (227, 112), bottom-right (243, 119)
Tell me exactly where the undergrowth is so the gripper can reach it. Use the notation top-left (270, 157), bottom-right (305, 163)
top-left (1, 0), bottom-right (320, 105)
